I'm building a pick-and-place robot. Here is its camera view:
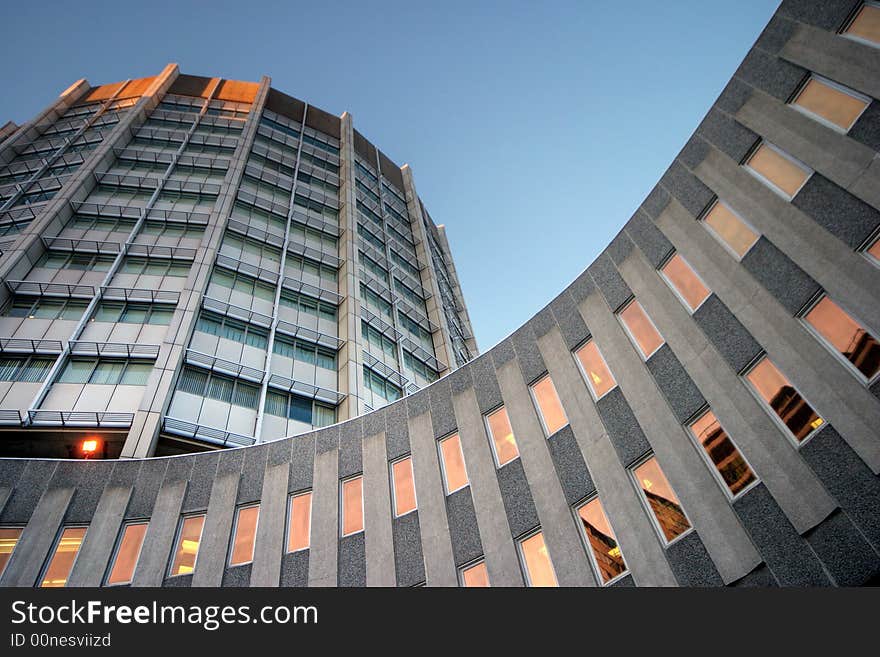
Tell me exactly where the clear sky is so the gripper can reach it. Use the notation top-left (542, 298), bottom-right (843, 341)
top-left (0, 0), bottom-right (780, 351)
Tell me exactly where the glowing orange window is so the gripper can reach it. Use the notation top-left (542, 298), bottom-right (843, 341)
top-left (0, 527), bottom-right (23, 578)
top-left (485, 406), bottom-right (519, 466)
top-left (576, 497), bottom-right (627, 584)
top-left (746, 357), bottom-right (824, 442)
top-left (745, 143), bottom-right (811, 199)
top-left (341, 476), bottom-right (364, 536)
top-left (40, 526), bottom-right (87, 587)
top-left (519, 531), bottom-right (558, 587)
top-left (661, 254), bottom-right (711, 311)
top-left (868, 236), bottom-right (880, 263)
top-left (439, 434), bottom-right (469, 493)
top-left (689, 410), bottom-right (757, 497)
top-left (575, 340), bottom-right (616, 399)
top-left (106, 522), bottom-right (148, 585)
top-left (530, 375), bottom-right (568, 435)
top-left (804, 296), bottom-right (880, 380)
top-left (170, 514), bottom-right (205, 577)
top-left (287, 492), bottom-right (312, 552)
top-left (229, 504), bottom-right (260, 566)
top-left (703, 201), bottom-right (759, 258)
top-left (633, 457), bottom-right (691, 543)
top-left (619, 300), bottom-right (664, 359)
top-left (392, 456), bottom-right (417, 516)
top-left (461, 561), bottom-right (490, 587)
top-left (792, 77), bottom-right (868, 131)
top-left (843, 3), bottom-right (880, 45)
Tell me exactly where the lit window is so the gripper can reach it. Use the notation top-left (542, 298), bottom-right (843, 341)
top-left (438, 434), bottom-right (469, 494)
top-left (866, 235), bottom-right (880, 265)
top-left (632, 457), bottom-right (691, 544)
top-left (618, 300), bottom-right (664, 359)
top-left (574, 339), bottom-right (616, 399)
top-left (745, 356), bottom-right (824, 442)
top-left (518, 531), bottom-right (558, 587)
top-left (842, 2), bottom-right (880, 47)
top-left (106, 521), bottom-right (148, 585)
top-left (803, 295), bottom-right (880, 381)
top-left (40, 526), bottom-right (87, 587)
top-left (744, 142), bottom-right (811, 199)
top-left (169, 514), bottom-right (205, 576)
top-left (391, 456), bottom-right (417, 516)
top-left (530, 375), bottom-right (568, 436)
top-left (287, 492), bottom-right (312, 552)
top-left (688, 409), bottom-right (757, 497)
top-left (485, 406), bottom-right (519, 466)
top-left (341, 476), bottom-right (364, 536)
top-left (660, 253), bottom-right (711, 312)
top-left (460, 560), bottom-right (490, 587)
top-left (229, 504), bottom-right (260, 566)
top-left (0, 527), bottom-right (23, 577)
top-left (702, 201), bottom-right (759, 259)
top-left (791, 76), bottom-right (869, 132)
top-left (576, 497), bottom-right (628, 584)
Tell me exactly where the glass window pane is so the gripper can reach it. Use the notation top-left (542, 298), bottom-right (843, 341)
top-left (461, 561), bottom-right (490, 587)
top-left (486, 406), bottom-right (519, 466)
top-left (577, 498), bottom-right (627, 584)
top-left (288, 395), bottom-right (312, 424)
top-left (439, 434), bottom-right (469, 493)
top-left (287, 492), bottom-right (312, 552)
top-left (170, 515), bottom-right (205, 576)
top-left (519, 531), bottom-right (557, 587)
top-left (793, 78), bottom-right (867, 130)
top-left (574, 340), bottom-right (616, 399)
top-left (703, 202), bottom-right (759, 258)
top-left (804, 296), bottom-right (880, 380)
top-left (106, 522), bottom-right (148, 585)
top-left (530, 375), bottom-right (568, 435)
top-left (689, 410), bottom-right (757, 496)
top-left (844, 4), bottom-right (880, 45)
top-left (0, 527), bottom-right (23, 577)
top-left (746, 143), bottom-right (810, 198)
top-left (59, 359), bottom-right (94, 383)
top-left (661, 254), bottom-right (710, 311)
top-left (392, 457), bottom-right (417, 516)
top-left (633, 457), bottom-right (691, 543)
top-left (746, 357), bottom-right (824, 442)
top-left (620, 301), bottom-right (664, 359)
top-left (40, 527), bottom-right (87, 587)
top-left (120, 363), bottom-right (152, 385)
top-left (229, 505), bottom-right (259, 566)
top-left (90, 361), bottom-right (124, 384)
top-left (341, 476), bottom-right (364, 536)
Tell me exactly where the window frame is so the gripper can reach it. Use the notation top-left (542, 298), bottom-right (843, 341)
top-left (483, 404), bottom-right (520, 468)
top-left (38, 525), bottom-right (88, 588)
top-left (390, 455), bottom-right (418, 518)
top-left (789, 74), bottom-right (871, 133)
top-left (167, 512), bottom-right (206, 578)
top-left (840, 1), bottom-right (880, 49)
top-left (573, 495), bottom-right (630, 587)
top-left (628, 453), bottom-right (695, 547)
top-left (572, 338), bottom-right (617, 402)
top-left (515, 528), bottom-right (559, 587)
top-left (103, 519), bottom-right (149, 586)
top-left (700, 199), bottom-right (761, 262)
top-left (228, 503), bottom-right (261, 567)
top-left (658, 252), bottom-right (712, 314)
top-left (862, 232), bottom-right (880, 268)
top-left (285, 490), bottom-right (313, 553)
top-left (686, 407), bottom-right (760, 502)
top-left (437, 432), bottom-right (470, 495)
top-left (743, 141), bottom-right (813, 201)
top-left (340, 474), bottom-right (365, 537)
top-left (616, 298), bottom-right (665, 361)
top-left (458, 557), bottom-right (490, 587)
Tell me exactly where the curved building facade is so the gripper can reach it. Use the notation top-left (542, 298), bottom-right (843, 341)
top-left (1, 0), bottom-right (880, 587)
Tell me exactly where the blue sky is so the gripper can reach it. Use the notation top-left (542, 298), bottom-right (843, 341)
top-left (0, 0), bottom-right (780, 351)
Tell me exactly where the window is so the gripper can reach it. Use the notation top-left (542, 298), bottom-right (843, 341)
top-left (745, 356), bottom-right (825, 443)
top-left (58, 358), bottom-right (153, 386)
top-left (197, 311), bottom-right (269, 349)
top-left (618, 300), bottom-right (664, 359)
top-left (40, 526), bottom-right (87, 587)
top-left (121, 256), bottom-right (192, 277)
top-left (105, 521), bottom-right (148, 585)
top-left (460, 560), bottom-right (490, 587)
top-left (0, 527), bottom-right (23, 577)
top-left (517, 531), bottom-right (558, 587)
top-left (286, 492), bottom-right (312, 552)
top-left (865, 234), bottom-right (880, 266)
top-left (802, 295), bottom-right (880, 381)
top-left (169, 514), bottom-right (205, 576)
top-left (4, 296), bottom-right (88, 320)
top-left (632, 456), bottom-right (691, 544)
top-left (529, 374), bottom-right (568, 436)
top-left (229, 504), bottom-right (260, 566)
top-left (0, 356), bottom-right (54, 383)
top-left (791, 75), bottom-right (869, 132)
top-left (574, 339), bottom-right (616, 400)
top-left (744, 142), bottom-right (811, 200)
top-left (363, 366), bottom-right (402, 403)
top-left (576, 497), bottom-right (628, 585)
top-left (93, 301), bottom-right (174, 325)
top-left (341, 476), bottom-right (364, 536)
top-left (660, 253), bottom-right (711, 312)
top-left (702, 200), bottom-right (760, 259)
top-left (262, 389), bottom-right (336, 427)
top-left (438, 434), bottom-right (469, 494)
top-left (485, 406), bottom-right (519, 467)
top-left (688, 409), bottom-right (757, 498)
top-left (177, 367), bottom-right (260, 409)
top-left (391, 456), bottom-right (417, 516)
top-left (842, 2), bottom-right (880, 47)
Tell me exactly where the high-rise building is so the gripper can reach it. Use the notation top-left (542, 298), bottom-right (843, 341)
top-left (0, 70), bottom-right (477, 458)
top-left (0, 0), bottom-right (879, 588)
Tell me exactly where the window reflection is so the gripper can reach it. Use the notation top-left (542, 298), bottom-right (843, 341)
top-left (530, 375), bottom-right (568, 435)
top-left (342, 476), bottom-right (364, 536)
top-left (804, 296), bottom-right (880, 380)
top-left (106, 522), bottom-right (148, 585)
top-left (41, 527), bottom-right (87, 587)
top-left (577, 498), bottom-right (627, 584)
top-left (792, 77), bottom-right (868, 131)
top-left (689, 410), bottom-right (756, 496)
top-left (461, 560), bottom-right (490, 587)
top-left (230, 505), bottom-right (260, 566)
top-left (287, 492), bottom-right (312, 552)
top-left (661, 254), bottom-right (710, 311)
top-left (392, 457), bottom-right (417, 516)
top-left (485, 406), bottom-right (519, 466)
top-left (745, 143), bottom-right (810, 198)
top-left (633, 457), bottom-right (691, 543)
top-left (746, 357), bottom-right (824, 442)
top-left (0, 527), bottom-right (23, 577)
top-left (575, 340), bottom-right (616, 399)
top-left (703, 201), bottom-right (759, 258)
top-left (439, 434), bottom-right (469, 494)
top-left (619, 300), bottom-right (664, 359)
top-left (519, 531), bottom-right (558, 587)
top-left (843, 3), bottom-right (880, 46)
top-left (170, 514), bottom-right (205, 576)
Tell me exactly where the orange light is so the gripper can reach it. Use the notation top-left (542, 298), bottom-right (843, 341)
top-left (81, 439), bottom-right (100, 456)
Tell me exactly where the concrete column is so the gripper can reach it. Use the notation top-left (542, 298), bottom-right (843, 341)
top-left (131, 477), bottom-right (187, 586)
top-left (250, 461), bottom-right (289, 586)
top-left (363, 430), bottom-right (396, 586)
top-left (191, 471), bottom-right (239, 586)
top-left (308, 447), bottom-right (339, 586)
top-left (66, 486), bottom-right (132, 586)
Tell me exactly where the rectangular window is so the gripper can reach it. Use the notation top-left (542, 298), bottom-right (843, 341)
top-left (576, 497), bottom-right (628, 585)
top-left (745, 356), bottom-right (825, 443)
top-left (688, 409), bottom-right (757, 498)
top-left (744, 142), bottom-right (811, 200)
top-left (660, 253), bottom-right (711, 312)
top-left (791, 75), bottom-right (869, 132)
top-left (229, 504), bottom-right (260, 566)
top-left (618, 299), bottom-right (664, 359)
top-left (40, 526), bottom-right (87, 587)
top-left (529, 374), bottom-right (568, 436)
top-left (341, 475), bottom-right (364, 536)
top-left (517, 530), bottom-right (558, 587)
top-left (460, 560), bottom-right (490, 587)
top-left (702, 200), bottom-right (760, 259)
top-left (485, 406), bottom-right (519, 467)
top-left (802, 295), bottom-right (880, 381)
top-left (632, 456), bottom-right (692, 544)
top-left (574, 339), bottom-right (616, 400)
top-left (169, 514), bottom-right (205, 577)
top-left (105, 521), bottom-right (148, 586)
top-left (287, 492), bottom-right (312, 552)
top-left (866, 234), bottom-right (880, 266)
top-left (438, 433), bottom-right (469, 494)
top-left (391, 456), bottom-right (417, 517)
top-left (842, 2), bottom-right (880, 47)
top-left (0, 527), bottom-right (23, 577)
